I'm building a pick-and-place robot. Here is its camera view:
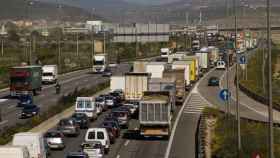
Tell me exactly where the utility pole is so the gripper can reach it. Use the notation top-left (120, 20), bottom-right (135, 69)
top-left (1, 37), bottom-right (3, 56)
top-left (76, 33), bottom-right (79, 56)
top-left (267, 0), bottom-right (274, 157)
top-left (234, 0), bottom-right (242, 156)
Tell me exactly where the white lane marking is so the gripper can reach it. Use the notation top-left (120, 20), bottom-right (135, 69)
top-left (219, 65), bottom-right (267, 117)
top-left (0, 120), bottom-right (8, 126)
top-left (124, 140), bottom-right (130, 146)
top-left (116, 154), bottom-right (120, 158)
top-left (0, 99), bottom-right (8, 103)
top-left (164, 68), bottom-right (216, 158)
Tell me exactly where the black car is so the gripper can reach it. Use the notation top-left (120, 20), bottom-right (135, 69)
top-left (20, 104), bottom-right (40, 118)
top-left (71, 113), bottom-right (90, 129)
top-left (102, 121), bottom-right (121, 138)
top-left (102, 68), bottom-right (112, 77)
top-left (66, 152), bottom-right (89, 158)
top-left (109, 92), bottom-right (121, 104)
top-left (208, 76), bottom-right (220, 86)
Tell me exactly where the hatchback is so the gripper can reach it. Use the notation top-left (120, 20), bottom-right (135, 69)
top-left (85, 128), bottom-right (110, 153)
top-left (208, 76), bottom-right (220, 86)
top-left (19, 104), bottom-right (40, 119)
top-left (71, 113), bottom-right (90, 129)
top-left (57, 118), bottom-right (80, 136)
top-left (81, 141), bottom-right (104, 158)
top-left (44, 131), bottom-right (65, 150)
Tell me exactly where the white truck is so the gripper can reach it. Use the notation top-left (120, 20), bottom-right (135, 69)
top-left (42, 65), bottom-right (58, 84)
top-left (192, 40), bottom-right (200, 51)
top-left (196, 47), bottom-right (210, 71)
top-left (146, 62), bottom-right (166, 78)
top-left (133, 61), bottom-right (148, 73)
top-left (110, 76), bottom-right (125, 92)
top-left (92, 54), bottom-right (106, 73)
top-left (139, 91), bottom-right (173, 138)
top-left (160, 48), bottom-right (171, 58)
top-left (172, 61), bottom-right (191, 88)
top-left (12, 132), bottom-right (47, 158)
top-left (125, 73), bottom-right (150, 101)
top-left (0, 146), bottom-right (30, 158)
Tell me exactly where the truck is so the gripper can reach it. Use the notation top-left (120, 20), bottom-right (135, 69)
top-left (160, 48), bottom-right (171, 58)
top-left (10, 66), bottom-right (42, 97)
top-left (12, 132), bottom-right (47, 158)
top-left (133, 61), bottom-right (148, 73)
top-left (42, 65), bottom-right (58, 84)
top-left (139, 91), bottom-right (173, 138)
top-left (163, 69), bottom-right (185, 104)
top-left (0, 146), bottom-right (30, 158)
top-left (182, 56), bottom-right (200, 80)
top-left (92, 54), bottom-right (106, 73)
top-left (192, 40), bottom-right (200, 51)
top-left (148, 78), bottom-right (176, 107)
top-left (196, 47), bottom-right (210, 71)
top-left (167, 52), bottom-right (186, 63)
top-left (110, 76), bottom-right (125, 92)
top-left (208, 46), bottom-right (219, 66)
top-left (146, 62), bottom-right (166, 78)
top-left (171, 61), bottom-right (191, 88)
top-left (125, 73), bottom-right (150, 101)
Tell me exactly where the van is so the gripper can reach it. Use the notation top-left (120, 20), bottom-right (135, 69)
top-left (216, 60), bottom-right (226, 70)
top-left (0, 146), bottom-right (30, 158)
top-left (12, 132), bottom-right (47, 158)
top-left (75, 97), bottom-right (101, 121)
top-left (85, 128), bottom-right (110, 153)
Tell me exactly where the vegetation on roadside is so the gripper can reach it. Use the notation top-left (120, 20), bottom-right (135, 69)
top-left (0, 81), bottom-right (109, 145)
top-left (239, 45), bottom-right (280, 106)
top-left (203, 107), bottom-right (280, 158)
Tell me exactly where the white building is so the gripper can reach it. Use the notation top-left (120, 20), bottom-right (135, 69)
top-left (86, 21), bottom-right (103, 33)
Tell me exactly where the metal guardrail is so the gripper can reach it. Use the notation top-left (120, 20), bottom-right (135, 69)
top-left (196, 114), bottom-right (207, 158)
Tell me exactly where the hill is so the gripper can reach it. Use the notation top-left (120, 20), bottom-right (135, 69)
top-left (0, 0), bottom-right (96, 21)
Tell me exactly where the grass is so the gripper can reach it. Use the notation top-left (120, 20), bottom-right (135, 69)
top-left (204, 107), bottom-right (280, 158)
top-left (239, 45), bottom-right (280, 106)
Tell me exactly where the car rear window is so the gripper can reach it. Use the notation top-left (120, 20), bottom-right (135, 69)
top-left (45, 132), bottom-right (61, 138)
top-left (60, 120), bottom-right (72, 126)
top-left (85, 101), bottom-right (92, 108)
top-left (88, 131), bottom-right (95, 140)
top-left (97, 132), bottom-right (104, 139)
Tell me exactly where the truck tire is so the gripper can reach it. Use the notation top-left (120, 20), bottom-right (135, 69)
top-left (33, 90), bottom-right (37, 96)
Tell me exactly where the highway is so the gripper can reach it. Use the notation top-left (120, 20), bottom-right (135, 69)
top-left (0, 64), bottom-right (130, 131)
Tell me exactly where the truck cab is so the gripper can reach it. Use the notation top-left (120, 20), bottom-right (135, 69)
top-left (42, 65), bottom-right (58, 84)
top-left (160, 48), bottom-right (171, 58)
top-left (92, 54), bottom-right (106, 73)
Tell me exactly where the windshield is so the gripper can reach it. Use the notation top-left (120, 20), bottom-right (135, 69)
top-left (94, 60), bottom-right (104, 65)
top-left (43, 72), bottom-right (53, 76)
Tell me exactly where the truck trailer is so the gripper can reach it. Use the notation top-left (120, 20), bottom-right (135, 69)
top-left (139, 91), bottom-right (173, 138)
top-left (10, 66), bottom-right (42, 97)
top-left (125, 73), bottom-right (150, 101)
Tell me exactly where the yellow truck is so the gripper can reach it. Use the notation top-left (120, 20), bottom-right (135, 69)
top-left (182, 56), bottom-right (200, 81)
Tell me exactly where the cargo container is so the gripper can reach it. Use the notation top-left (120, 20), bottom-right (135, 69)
top-left (163, 69), bottom-right (185, 104)
top-left (10, 66), bottom-right (42, 97)
top-left (172, 61), bottom-right (191, 87)
top-left (125, 73), bottom-right (150, 101)
top-left (148, 78), bottom-right (176, 108)
top-left (196, 48), bottom-right (210, 70)
top-left (133, 61), bottom-right (148, 73)
top-left (146, 62), bottom-right (166, 78)
top-left (182, 56), bottom-right (200, 79)
top-left (0, 146), bottom-right (30, 158)
top-left (139, 91), bottom-right (173, 138)
top-left (110, 76), bottom-right (125, 91)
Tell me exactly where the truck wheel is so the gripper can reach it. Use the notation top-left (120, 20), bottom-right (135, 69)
top-left (33, 90), bottom-right (37, 96)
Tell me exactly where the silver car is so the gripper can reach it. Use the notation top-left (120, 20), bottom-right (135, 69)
top-left (57, 118), bottom-right (80, 136)
top-left (81, 141), bottom-right (105, 158)
top-left (44, 131), bottom-right (65, 150)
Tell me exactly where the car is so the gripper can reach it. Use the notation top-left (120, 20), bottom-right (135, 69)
top-left (109, 92), bottom-right (121, 104)
top-left (104, 95), bottom-right (116, 108)
top-left (66, 152), bottom-right (89, 158)
top-left (104, 114), bottom-right (120, 124)
top-left (123, 103), bottom-right (138, 116)
top-left (81, 141), bottom-right (105, 158)
top-left (71, 113), bottom-right (90, 129)
top-left (208, 76), bottom-right (220, 86)
top-left (115, 106), bottom-right (131, 116)
top-left (17, 94), bottom-right (33, 107)
top-left (44, 131), bottom-right (65, 150)
top-left (95, 96), bottom-right (107, 112)
top-left (102, 68), bottom-right (112, 77)
top-left (57, 118), bottom-right (80, 136)
top-left (19, 104), bottom-right (40, 119)
top-left (85, 128), bottom-right (110, 154)
top-left (113, 89), bottom-right (124, 101)
top-left (102, 121), bottom-right (120, 138)
top-left (111, 110), bottom-right (129, 128)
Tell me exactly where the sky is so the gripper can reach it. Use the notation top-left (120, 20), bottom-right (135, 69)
top-left (123, 0), bottom-right (182, 5)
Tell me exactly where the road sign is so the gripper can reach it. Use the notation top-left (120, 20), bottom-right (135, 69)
top-left (239, 55), bottom-right (247, 64)
top-left (252, 152), bottom-right (261, 158)
top-left (219, 89), bottom-right (230, 101)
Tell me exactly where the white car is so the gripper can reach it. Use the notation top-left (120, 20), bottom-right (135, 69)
top-left (81, 141), bottom-right (105, 158)
top-left (85, 128), bottom-right (110, 154)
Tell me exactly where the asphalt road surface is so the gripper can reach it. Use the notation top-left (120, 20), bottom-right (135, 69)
top-left (0, 64), bottom-right (130, 131)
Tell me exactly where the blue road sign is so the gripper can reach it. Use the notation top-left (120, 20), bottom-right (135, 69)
top-left (239, 55), bottom-right (247, 64)
top-left (219, 89), bottom-right (231, 101)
